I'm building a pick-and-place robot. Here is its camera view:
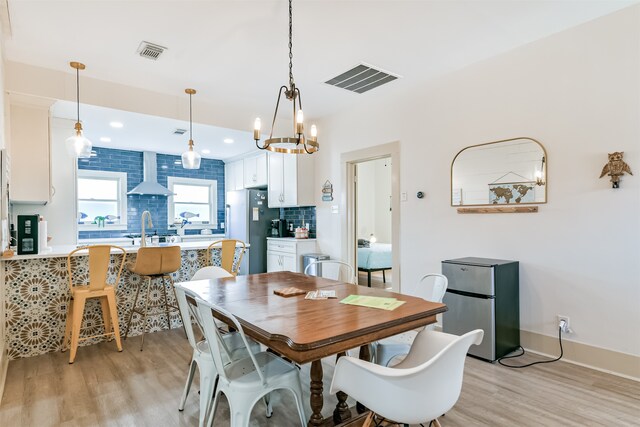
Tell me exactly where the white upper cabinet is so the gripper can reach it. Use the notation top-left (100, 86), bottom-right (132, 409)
top-left (267, 152), bottom-right (315, 208)
top-left (267, 152), bottom-right (284, 207)
top-left (225, 159), bottom-right (245, 192)
top-left (243, 152), bottom-right (267, 188)
top-left (9, 97), bottom-right (55, 204)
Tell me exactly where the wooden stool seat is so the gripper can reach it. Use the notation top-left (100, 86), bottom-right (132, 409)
top-left (123, 246), bottom-right (184, 350)
top-left (62, 245), bottom-right (127, 364)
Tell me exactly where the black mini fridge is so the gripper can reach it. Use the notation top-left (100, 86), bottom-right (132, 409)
top-left (442, 257), bottom-right (519, 362)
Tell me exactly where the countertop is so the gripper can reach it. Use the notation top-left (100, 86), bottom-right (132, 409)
top-left (3, 240), bottom-right (249, 261)
top-left (267, 237), bottom-right (317, 242)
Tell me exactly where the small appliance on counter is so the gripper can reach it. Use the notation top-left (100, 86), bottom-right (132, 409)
top-left (271, 218), bottom-right (288, 237)
top-left (17, 214), bottom-right (39, 255)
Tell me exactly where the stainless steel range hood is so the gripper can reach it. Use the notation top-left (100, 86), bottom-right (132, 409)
top-left (127, 151), bottom-right (174, 196)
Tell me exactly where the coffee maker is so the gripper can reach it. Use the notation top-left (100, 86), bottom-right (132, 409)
top-left (271, 219), bottom-right (287, 237)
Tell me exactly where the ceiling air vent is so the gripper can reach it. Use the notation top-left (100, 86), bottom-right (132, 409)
top-left (325, 63), bottom-right (400, 94)
top-left (137, 41), bottom-right (167, 61)
top-left (173, 128), bottom-right (187, 135)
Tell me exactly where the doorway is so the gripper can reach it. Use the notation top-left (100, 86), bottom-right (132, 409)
top-left (355, 157), bottom-right (393, 289)
top-left (341, 141), bottom-right (401, 292)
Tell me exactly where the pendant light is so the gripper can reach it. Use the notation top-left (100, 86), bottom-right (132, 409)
top-left (182, 88), bottom-right (201, 169)
top-left (253, 0), bottom-right (318, 154)
top-left (65, 61), bottom-right (92, 158)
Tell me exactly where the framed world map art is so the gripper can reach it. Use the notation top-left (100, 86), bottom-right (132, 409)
top-left (488, 182), bottom-right (535, 204)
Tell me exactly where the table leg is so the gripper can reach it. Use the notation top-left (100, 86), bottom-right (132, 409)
top-left (309, 359), bottom-right (324, 427)
top-left (333, 352), bottom-right (352, 424)
top-left (356, 345), bottom-right (371, 414)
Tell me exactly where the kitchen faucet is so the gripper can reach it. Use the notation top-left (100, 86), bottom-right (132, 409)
top-left (141, 211), bottom-right (153, 247)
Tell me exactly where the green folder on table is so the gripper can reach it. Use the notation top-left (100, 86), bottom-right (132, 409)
top-left (340, 294), bottom-right (406, 311)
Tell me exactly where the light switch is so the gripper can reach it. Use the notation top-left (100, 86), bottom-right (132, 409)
top-left (331, 205), bottom-right (339, 214)
top-left (401, 192), bottom-right (408, 202)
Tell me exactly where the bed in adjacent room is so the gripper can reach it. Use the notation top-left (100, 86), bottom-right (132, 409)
top-left (357, 242), bottom-right (392, 287)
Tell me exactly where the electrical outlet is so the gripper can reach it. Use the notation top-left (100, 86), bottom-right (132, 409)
top-left (557, 315), bottom-right (571, 333)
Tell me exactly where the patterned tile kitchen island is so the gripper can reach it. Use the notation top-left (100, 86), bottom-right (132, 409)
top-left (3, 245), bottom-right (244, 359)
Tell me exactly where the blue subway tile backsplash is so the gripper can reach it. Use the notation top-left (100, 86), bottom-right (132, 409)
top-left (280, 206), bottom-right (316, 238)
top-left (78, 147), bottom-right (225, 239)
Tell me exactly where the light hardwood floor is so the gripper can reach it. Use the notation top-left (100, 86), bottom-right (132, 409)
top-left (358, 270), bottom-right (392, 290)
top-left (0, 328), bottom-right (638, 426)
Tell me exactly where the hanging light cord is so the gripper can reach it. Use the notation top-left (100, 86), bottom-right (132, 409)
top-left (76, 66), bottom-right (80, 124)
top-left (288, 0), bottom-right (294, 88)
top-left (189, 92), bottom-right (193, 141)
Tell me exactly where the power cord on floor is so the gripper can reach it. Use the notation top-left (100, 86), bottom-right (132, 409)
top-left (498, 323), bottom-right (564, 368)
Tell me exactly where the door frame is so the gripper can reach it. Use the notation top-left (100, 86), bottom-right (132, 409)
top-left (340, 141), bottom-right (401, 292)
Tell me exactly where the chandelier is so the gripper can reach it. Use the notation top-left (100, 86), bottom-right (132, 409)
top-left (253, 0), bottom-right (318, 154)
top-left (182, 88), bottom-right (202, 169)
top-left (65, 61), bottom-right (92, 158)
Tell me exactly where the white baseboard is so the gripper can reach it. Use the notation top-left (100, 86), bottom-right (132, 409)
top-left (520, 330), bottom-right (639, 381)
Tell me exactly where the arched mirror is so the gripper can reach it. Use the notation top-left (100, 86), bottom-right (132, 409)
top-left (451, 137), bottom-right (547, 206)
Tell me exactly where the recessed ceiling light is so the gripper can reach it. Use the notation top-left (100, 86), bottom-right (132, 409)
top-left (223, 138), bottom-right (234, 144)
top-left (202, 149), bottom-right (211, 154)
top-left (110, 121), bottom-right (124, 128)
top-left (99, 137), bottom-right (111, 143)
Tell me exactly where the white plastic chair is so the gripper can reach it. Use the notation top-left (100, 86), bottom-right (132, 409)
top-left (196, 298), bottom-right (307, 427)
top-left (330, 329), bottom-right (484, 426)
top-left (174, 284), bottom-right (260, 427)
top-left (191, 265), bottom-right (234, 281)
top-left (304, 260), bottom-right (357, 284)
top-left (374, 273), bottom-right (448, 367)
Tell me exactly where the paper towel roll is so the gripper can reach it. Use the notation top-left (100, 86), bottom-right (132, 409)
top-left (38, 220), bottom-right (48, 253)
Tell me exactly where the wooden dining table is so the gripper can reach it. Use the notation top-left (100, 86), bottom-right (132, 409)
top-left (178, 271), bottom-right (447, 426)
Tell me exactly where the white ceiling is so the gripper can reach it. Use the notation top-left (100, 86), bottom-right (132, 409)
top-left (52, 100), bottom-right (259, 159)
top-left (5, 1), bottom-right (638, 129)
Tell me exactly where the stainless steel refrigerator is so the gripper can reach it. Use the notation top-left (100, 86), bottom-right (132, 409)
top-left (442, 257), bottom-right (519, 362)
top-left (226, 189), bottom-right (279, 274)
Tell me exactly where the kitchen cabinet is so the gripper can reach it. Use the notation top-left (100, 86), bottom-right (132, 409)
top-left (267, 152), bottom-right (315, 208)
top-left (225, 159), bottom-right (244, 192)
top-left (243, 152), bottom-right (267, 188)
top-left (9, 97), bottom-right (55, 204)
top-left (266, 238), bottom-right (316, 273)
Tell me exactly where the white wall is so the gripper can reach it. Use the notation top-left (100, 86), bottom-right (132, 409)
top-left (356, 157), bottom-right (392, 243)
top-left (314, 6), bottom-right (640, 357)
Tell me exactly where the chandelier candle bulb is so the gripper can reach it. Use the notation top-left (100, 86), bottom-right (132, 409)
top-left (296, 110), bottom-right (304, 134)
top-left (254, 117), bottom-right (262, 140)
top-left (311, 124), bottom-right (318, 138)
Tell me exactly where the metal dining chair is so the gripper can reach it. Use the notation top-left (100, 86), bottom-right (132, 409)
top-left (207, 239), bottom-right (246, 276)
top-left (62, 245), bottom-right (127, 363)
top-left (196, 297), bottom-right (307, 427)
top-left (174, 284), bottom-right (261, 427)
top-left (304, 260), bottom-right (357, 284)
top-left (373, 273), bottom-right (448, 366)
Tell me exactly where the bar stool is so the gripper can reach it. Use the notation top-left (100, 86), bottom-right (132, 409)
top-left (123, 246), bottom-right (184, 350)
top-left (207, 239), bottom-right (246, 276)
top-left (62, 245), bottom-right (127, 364)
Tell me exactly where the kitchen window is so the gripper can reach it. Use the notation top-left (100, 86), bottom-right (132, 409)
top-left (167, 177), bottom-right (218, 228)
top-left (77, 170), bottom-right (128, 230)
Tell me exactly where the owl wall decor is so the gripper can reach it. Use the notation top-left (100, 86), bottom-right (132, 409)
top-left (600, 152), bottom-right (632, 188)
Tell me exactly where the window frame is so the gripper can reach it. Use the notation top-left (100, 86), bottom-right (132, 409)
top-left (167, 176), bottom-right (218, 229)
top-left (77, 169), bottom-right (128, 231)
